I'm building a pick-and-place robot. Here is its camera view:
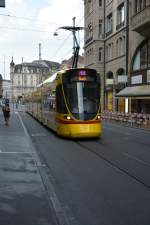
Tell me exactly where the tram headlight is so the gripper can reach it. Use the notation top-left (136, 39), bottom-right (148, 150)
top-left (97, 115), bottom-right (101, 120)
top-left (66, 116), bottom-right (71, 120)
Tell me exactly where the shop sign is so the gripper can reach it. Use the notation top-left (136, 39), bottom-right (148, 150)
top-left (118, 75), bottom-right (127, 83)
top-left (147, 70), bottom-right (150, 83)
top-left (131, 75), bottom-right (142, 84)
top-left (106, 79), bottom-right (113, 85)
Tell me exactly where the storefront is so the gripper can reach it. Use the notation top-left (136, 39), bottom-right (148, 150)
top-left (116, 85), bottom-right (150, 113)
top-left (116, 39), bottom-right (150, 113)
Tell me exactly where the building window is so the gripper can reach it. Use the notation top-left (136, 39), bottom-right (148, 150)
top-left (133, 50), bottom-right (140, 71)
top-left (99, 0), bottom-right (102, 7)
top-left (24, 75), bottom-right (27, 85)
top-left (142, 0), bottom-right (146, 9)
top-left (106, 13), bottom-right (113, 36)
top-left (132, 40), bottom-right (150, 71)
top-left (120, 37), bottom-right (123, 55)
top-left (88, 23), bottom-right (93, 37)
top-left (99, 48), bottom-right (102, 61)
top-left (98, 19), bottom-right (103, 38)
top-left (106, 46), bottom-right (108, 60)
top-left (148, 40), bottom-right (150, 67)
top-left (116, 3), bottom-right (125, 30)
top-left (18, 75), bottom-right (21, 86)
top-left (134, 0), bottom-right (146, 14)
top-left (31, 75), bottom-right (33, 86)
top-left (140, 44), bottom-right (147, 69)
top-left (116, 40), bottom-right (119, 57)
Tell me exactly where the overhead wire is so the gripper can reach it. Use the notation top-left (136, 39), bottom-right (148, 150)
top-left (0, 25), bottom-right (54, 33)
top-left (0, 13), bottom-right (61, 25)
top-left (0, 4), bottom-right (87, 63)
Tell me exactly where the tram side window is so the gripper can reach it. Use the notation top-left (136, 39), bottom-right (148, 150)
top-left (56, 85), bottom-right (67, 113)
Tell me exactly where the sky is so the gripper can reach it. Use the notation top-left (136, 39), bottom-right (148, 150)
top-left (0, 0), bottom-right (84, 79)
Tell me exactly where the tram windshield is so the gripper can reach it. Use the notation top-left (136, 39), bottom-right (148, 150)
top-left (63, 69), bottom-right (100, 120)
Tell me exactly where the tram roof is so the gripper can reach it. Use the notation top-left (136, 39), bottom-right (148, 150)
top-left (37, 72), bottom-right (57, 87)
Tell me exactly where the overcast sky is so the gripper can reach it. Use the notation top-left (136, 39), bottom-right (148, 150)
top-left (0, 0), bottom-right (84, 79)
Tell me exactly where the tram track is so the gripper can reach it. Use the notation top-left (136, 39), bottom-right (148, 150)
top-left (76, 140), bottom-right (150, 189)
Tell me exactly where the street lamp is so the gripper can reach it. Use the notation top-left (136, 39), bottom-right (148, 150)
top-left (53, 19), bottom-right (84, 69)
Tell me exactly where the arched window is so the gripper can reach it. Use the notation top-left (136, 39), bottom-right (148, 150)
top-left (119, 37), bottom-right (123, 55)
top-left (117, 68), bottom-right (125, 75)
top-left (107, 71), bottom-right (113, 79)
top-left (133, 50), bottom-right (140, 71)
top-left (106, 46), bottom-right (108, 60)
top-left (132, 39), bottom-right (150, 71)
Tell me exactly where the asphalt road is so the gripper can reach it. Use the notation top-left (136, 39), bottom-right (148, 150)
top-left (20, 112), bottom-right (150, 225)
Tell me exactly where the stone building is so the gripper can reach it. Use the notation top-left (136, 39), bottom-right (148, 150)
top-left (10, 58), bottom-right (60, 102)
top-left (0, 75), bottom-right (12, 102)
top-left (84, 0), bottom-right (150, 113)
top-left (117, 0), bottom-right (150, 113)
top-left (84, 0), bottom-right (128, 112)
top-left (2, 79), bottom-right (12, 101)
top-left (0, 74), bottom-right (2, 98)
top-left (60, 55), bottom-right (84, 69)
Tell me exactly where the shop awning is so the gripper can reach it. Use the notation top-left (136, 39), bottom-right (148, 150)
top-left (116, 85), bottom-right (150, 97)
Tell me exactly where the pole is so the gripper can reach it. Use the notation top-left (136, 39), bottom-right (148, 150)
top-left (22, 57), bottom-right (23, 104)
top-left (72, 17), bottom-right (76, 55)
top-left (3, 55), bottom-right (5, 80)
top-left (54, 24), bottom-right (84, 68)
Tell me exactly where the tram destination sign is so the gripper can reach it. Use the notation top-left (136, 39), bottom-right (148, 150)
top-left (0, 0), bottom-right (5, 7)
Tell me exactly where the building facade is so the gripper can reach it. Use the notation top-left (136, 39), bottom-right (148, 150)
top-left (0, 74), bottom-right (2, 98)
top-left (60, 55), bottom-right (84, 69)
top-left (2, 79), bottom-right (12, 101)
top-left (84, 0), bottom-right (150, 113)
top-left (84, 0), bottom-right (128, 112)
top-left (10, 59), bottom-right (59, 102)
top-left (117, 0), bottom-right (150, 113)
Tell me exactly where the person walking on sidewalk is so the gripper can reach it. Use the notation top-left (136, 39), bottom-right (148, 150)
top-left (2, 103), bottom-right (10, 126)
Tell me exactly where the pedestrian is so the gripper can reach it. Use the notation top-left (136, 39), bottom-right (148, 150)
top-left (2, 103), bottom-right (10, 126)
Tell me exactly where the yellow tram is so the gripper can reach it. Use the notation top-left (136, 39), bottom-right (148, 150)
top-left (25, 68), bottom-right (102, 138)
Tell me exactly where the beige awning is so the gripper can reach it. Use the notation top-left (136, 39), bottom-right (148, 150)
top-left (116, 85), bottom-right (150, 97)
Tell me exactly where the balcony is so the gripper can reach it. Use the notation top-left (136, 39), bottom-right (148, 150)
top-left (85, 36), bottom-right (93, 45)
top-left (105, 29), bottom-right (113, 37)
top-left (131, 5), bottom-right (150, 36)
top-left (116, 21), bottom-right (125, 30)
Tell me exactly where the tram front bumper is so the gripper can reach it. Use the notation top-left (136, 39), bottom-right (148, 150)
top-left (57, 123), bottom-right (102, 138)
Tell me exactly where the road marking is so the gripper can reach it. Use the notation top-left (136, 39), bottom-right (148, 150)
top-left (31, 133), bottom-right (46, 137)
top-left (17, 112), bottom-right (29, 138)
top-left (16, 112), bottom-right (74, 224)
top-left (123, 152), bottom-right (150, 167)
top-left (0, 152), bottom-right (31, 154)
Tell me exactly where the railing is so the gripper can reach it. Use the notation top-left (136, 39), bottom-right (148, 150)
top-left (102, 111), bottom-right (150, 130)
top-left (105, 29), bottom-right (113, 37)
top-left (85, 37), bottom-right (93, 44)
top-left (116, 21), bottom-right (125, 30)
top-left (131, 5), bottom-right (150, 35)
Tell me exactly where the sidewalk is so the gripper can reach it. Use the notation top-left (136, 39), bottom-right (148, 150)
top-left (0, 110), bottom-right (58, 225)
